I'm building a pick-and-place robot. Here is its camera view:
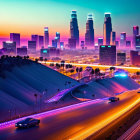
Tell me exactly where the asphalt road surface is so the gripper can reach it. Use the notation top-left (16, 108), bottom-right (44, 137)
top-left (0, 89), bottom-right (140, 140)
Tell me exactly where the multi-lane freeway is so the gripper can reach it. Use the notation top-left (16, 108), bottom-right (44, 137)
top-left (0, 89), bottom-right (140, 140)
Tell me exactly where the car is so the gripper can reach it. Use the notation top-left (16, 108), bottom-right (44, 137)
top-left (137, 91), bottom-right (140, 93)
top-left (109, 97), bottom-right (119, 102)
top-left (15, 118), bottom-right (40, 128)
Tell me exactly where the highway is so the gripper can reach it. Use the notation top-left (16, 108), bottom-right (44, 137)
top-left (39, 61), bottom-right (140, 72)
top-left (0, 89), bottom-right (140, 140)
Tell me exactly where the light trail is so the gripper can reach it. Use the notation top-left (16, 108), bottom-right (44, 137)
top-left (0, 97), bottom-right (108, 129)
top-left (39, 61), bottom-right (140, 71)
top-left (69, 95), bottom-right (140, 140)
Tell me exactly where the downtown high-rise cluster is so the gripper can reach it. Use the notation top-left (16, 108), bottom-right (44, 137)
top-left (0, 10), bottom-right (140, 59)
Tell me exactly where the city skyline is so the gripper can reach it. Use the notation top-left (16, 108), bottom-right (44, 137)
top-left (0, 0), bottom-right (140, 42)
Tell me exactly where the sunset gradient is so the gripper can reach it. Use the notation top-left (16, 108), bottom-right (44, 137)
top-left (0, 0), bottom-right (140, 44)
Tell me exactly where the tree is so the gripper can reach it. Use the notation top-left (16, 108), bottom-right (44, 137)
top-left (90, 69), bottom-right (94, 78)
top-left (56, 63), bottom-right (60, 70)
top-left (44, 58), bottom-right (47, 64)
top-left (70, 69), bottom-right (74, 74)
top-left (95, 68), bottom-right (100, 75)
top-left (110, 67), bottom-right (116, 77)
top-left (95, 68), bottom-right (100, 78)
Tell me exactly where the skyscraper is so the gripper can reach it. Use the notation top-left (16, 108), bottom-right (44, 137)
top-left (133, 26), bottom-right (139, 47)
top-left (70, 10), bottom-right (79, 46)
top-left (10, 33), bottom-right (20, 48)
top-left (44, 27), bottom-right (49, 48)
top-left (85, 14), bottom-right (94, 47)
top-left (110, 31), bottom-right (116, 45)
top-left (103, 13), bottom-right (112, 45)
top-left (31, 35), bottom-right (38, 49)
top-left (39, 36), bottom-right (44, 48)
top-left (120, 32), bottom-right (126, 48)
top-left (99, 45), bottom-right (116, 65)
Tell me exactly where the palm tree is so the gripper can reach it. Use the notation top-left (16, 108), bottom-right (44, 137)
top-left (90, 69), bottom-right (95, 79)
top-left (95, 68), bottom-right (100, 78)
top-left (110, 67), bottom-right (116, 77)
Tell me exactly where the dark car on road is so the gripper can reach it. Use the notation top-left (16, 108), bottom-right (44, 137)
top-left (15, 118), bottom-right (40, 128)
top-left (109, 97), bottom-right (119, 102)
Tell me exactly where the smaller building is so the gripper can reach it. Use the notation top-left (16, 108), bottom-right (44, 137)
top-left (126, 41), bottom-right (131, 48)
top-left (130, 50), bottom-right (140, 66)
top-left (40, 47), bottom-right (60, 58)
top-left (28, 41), bottom-right (36, 54)
top-left (39, 36), bottom-right (44, 49)
top-left (40, 48), bottom-right (49, 58)
top-left (60, 42), bottom-right (64, 50)
top-left (68, 38), bottom-right (76, 49)
top-left (98, 38), bottom-right (103, 46)
top-left (3, 41), bottom-right (16, 55)
top-left (117, 53), bottom-right (126, 65)
top-left (99, 45), bottom-right (116, 65)
top-left (135, 35), bottom-right (140, 51)
top-left (17, 46), bottom-right (27, 56)
top-left (115, 41), bottom-right (119, 47)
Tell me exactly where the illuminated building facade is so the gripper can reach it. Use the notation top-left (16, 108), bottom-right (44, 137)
top-left (99, 45), bottom-right (116, 65)
top-left (40, 48), bottom-right (49, 58)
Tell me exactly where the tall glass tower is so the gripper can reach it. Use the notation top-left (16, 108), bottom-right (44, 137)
top-left (103, 13), bottom-right (112, 45)
top-left (44, 27), bottom-right (49, 48)
top-left (85, 14), bottom-right (94, 47)
top-left (70, 10), bottom-right (79, 46)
